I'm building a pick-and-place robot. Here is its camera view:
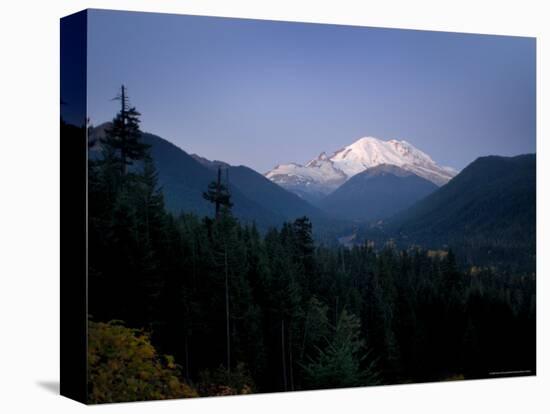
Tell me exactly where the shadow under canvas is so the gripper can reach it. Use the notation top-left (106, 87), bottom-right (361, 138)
top-left (37, 381), bottom-right (60, 395)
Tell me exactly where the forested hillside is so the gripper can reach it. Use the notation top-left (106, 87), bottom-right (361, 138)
top-left (387, 154), bottom-right (536, 272)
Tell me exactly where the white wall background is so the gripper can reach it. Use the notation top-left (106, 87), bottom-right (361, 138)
top-left (0, 0), bottom-right (547, 412)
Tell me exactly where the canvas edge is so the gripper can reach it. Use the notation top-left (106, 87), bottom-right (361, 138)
top-left (60, 9), bottom-right (88, 405)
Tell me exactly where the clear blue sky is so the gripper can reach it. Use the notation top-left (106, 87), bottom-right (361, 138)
top-left (87, 9), bottom-right (536, 173)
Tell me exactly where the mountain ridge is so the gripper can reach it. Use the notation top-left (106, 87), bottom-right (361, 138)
top-left (383, 153), bottom-right (536, 271)
top-left (88, 123), bottom-right (328, 230)
top-left (319, 164), bottom-right (438, 222)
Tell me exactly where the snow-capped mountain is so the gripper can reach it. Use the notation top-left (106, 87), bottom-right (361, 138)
top-left (265, 136), bottom-right (457, 201)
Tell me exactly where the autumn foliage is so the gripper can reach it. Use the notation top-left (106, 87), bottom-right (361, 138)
top-left (87, 321), bottom-right (198, 403)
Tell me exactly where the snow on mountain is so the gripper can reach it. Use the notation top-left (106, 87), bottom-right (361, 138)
top-left (265, 153), bottom-right (347, 203)
top-left (265, 136), bottom-right (457, 199)
top-left (330, 137), bottom-right (457, 185)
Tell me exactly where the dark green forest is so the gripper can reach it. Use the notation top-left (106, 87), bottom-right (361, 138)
top-left (83, 88), bottom-right (535, 403)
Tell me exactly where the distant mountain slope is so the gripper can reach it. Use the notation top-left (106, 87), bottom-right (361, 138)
top-left (141, 132), bottom-right (283, 227)
top-left (227, 165), bottom-right (326, 220)
top-left (89, 123), bottom-right (325, 229)
top-left (266, 136), bottom-right (457, 200)
top-left (190, 153), bottom-right (325, 220)
top-left (387, 154), bottom-right (536, 270)
top-left (319, 164), bottom-right (437, 222)
top-left (190, 153), bottom-right (229, 170)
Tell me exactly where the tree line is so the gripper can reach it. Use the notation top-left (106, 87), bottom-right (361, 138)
top-left (86, 86), bottom-right (535, 402)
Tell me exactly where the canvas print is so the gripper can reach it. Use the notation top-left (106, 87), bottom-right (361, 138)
top-left (61, 9), bottom-right (536, 404)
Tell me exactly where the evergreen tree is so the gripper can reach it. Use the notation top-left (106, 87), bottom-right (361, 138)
top-left (302, 310), bottom-right (379, 389)
top-left (203, 166), bottom-right (233, 218)
top-left (100, 85), bottom-right (149, 177)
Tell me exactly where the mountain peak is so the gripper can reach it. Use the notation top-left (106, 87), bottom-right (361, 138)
top-left (351, 136), bottom-right (386, 145)
top-left (265, 134), bottom-right (458, 199)
top-left (305, 151), bottom-right (331, 167)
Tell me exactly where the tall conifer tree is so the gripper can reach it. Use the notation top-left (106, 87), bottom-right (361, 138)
top-left (101, 85), bottom-right (149, 177)
top-left (203, 166), bottom-right (233, 218)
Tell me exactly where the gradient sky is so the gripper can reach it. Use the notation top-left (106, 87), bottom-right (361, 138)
top-left (87, 9), bottom-right (536, 173)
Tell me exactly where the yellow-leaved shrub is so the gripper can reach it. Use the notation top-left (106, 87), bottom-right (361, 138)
top-left (88, 320), bottom-right (198, 403)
